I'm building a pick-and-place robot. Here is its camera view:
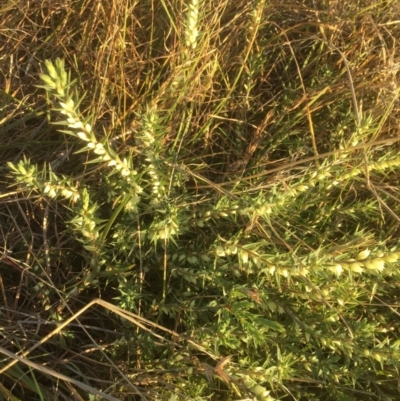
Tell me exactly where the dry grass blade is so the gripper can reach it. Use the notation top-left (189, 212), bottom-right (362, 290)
top-left (0, 298), bottom-right (217, 380)
top-left (214, 355), bottom-right (233, 384)
top-left (0, 345), bottom-right (122, 401)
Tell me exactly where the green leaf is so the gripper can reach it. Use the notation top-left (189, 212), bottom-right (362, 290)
top-left (255, 317), bottom-right (285, 333)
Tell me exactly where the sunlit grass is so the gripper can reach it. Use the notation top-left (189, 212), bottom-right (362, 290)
top-left (1, 0), bottom-right (400, 400)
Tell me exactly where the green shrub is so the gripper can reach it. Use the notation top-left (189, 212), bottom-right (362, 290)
top-left (2, 0), bottom-right (400, 400)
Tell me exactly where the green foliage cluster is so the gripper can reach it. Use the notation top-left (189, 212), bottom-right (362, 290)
top-left (1, 0), bottom-right (400, 400)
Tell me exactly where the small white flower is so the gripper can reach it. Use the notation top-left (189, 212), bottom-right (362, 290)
top-left (241, 250), bottom-right (249, 264)
top-left (384, 253), bottom-right (399, 263)
top-left (299, 267), bottom-right (309, 276)
top-left (158, 227), bottom-right (168, 239)
top-left (328, 264), bottom-right (343, 276)
top-left (66, 98), bottom-right (75, 109)
top-left (72, 193), bottom-right (80, 202)
top-left (77, 132), bottom-right (88, 141)
top-left (61, 189), bottom-right (73, 198)
top-left (364, 259), bottom-right (385, 272)
top-left (215, 246), bottom-right (225, 257)
top-left (69, 121), bottom-right (84, 129)
top-left (94, 143), bottom-right (106, 155)
top-left (59, 98), bottom-right (74, 111)
top-left (357, 249), bottom-right (371, 260)
top-left (296, 185), bottom-right (308, 192)
top-left (349, 262), bottom-right (364, 273)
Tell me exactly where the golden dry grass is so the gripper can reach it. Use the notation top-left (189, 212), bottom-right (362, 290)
top-left (1, 0), bottom-right (400, 400)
